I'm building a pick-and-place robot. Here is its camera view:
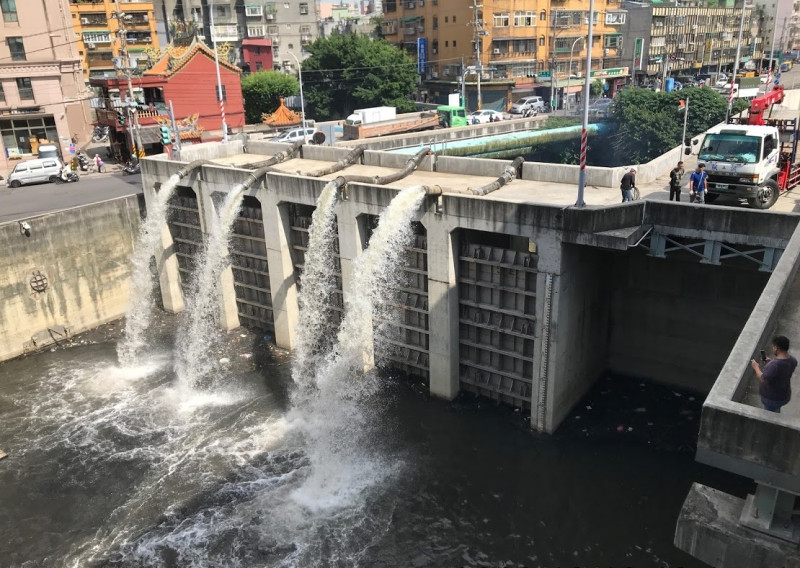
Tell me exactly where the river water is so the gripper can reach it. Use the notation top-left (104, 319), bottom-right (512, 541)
top-left (0, 315), bottom-right (749, 568)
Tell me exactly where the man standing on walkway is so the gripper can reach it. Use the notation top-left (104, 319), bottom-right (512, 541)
top-left (689, 163), bottom-right (708, 204)
top-left (750, 335), bottom-right (797, 413)
top-left (620, 167), bottom-right (636, 202)
top-left (669, 161), bottom-right (685, 201)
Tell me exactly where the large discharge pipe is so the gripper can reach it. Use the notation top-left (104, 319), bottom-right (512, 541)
top-left (307, 145), bottom-right (366, 177)
top-left (336, 147), bottom-right (430, 185)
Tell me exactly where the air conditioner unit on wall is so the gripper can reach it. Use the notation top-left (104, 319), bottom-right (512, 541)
top-left (493, 48), bottom-right (500, 54)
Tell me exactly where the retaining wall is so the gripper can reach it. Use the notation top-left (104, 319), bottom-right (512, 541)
top-left (0, 196), bottom-right (142, 362)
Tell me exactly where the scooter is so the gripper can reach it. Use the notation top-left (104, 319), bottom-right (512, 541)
top-left (122, 160), bottom-right (140, 175)
top-left (76, 154), bottom-right (90, 172)
top-left (50, 172), bottom-right (80, 184)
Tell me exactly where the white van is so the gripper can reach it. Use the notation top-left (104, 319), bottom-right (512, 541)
top-left (8, 158), bottom-right (63, 187)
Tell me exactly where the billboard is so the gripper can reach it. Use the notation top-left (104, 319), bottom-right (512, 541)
top-left (633, 38), bottom-right (644, 71)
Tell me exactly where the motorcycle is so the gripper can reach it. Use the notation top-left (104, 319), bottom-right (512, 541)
top-left (92, 125), bottom-right (109, 142)
top-left (76, 154), bottom-right (90, 172)
top-left (50, 172), bottom-right (80, 184)
top-left (122, 160), bottom-right (141, 175)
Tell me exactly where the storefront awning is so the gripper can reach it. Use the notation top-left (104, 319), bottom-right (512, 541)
top-left (137, 125), bottom-right (163, 145)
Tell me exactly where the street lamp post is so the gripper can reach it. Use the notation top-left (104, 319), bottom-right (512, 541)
top-left (575, 0), bottom-right (596, 208)
top-left (288, 51), bottom-right (307, 143)
top-left (209, 1), bottom-right (229, 143)
top-left (566, 37), bottom-right (584, 112)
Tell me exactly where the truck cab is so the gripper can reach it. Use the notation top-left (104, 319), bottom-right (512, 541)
top-left (437, 105), bottom-right (468, 128)
top-left (700, 124), bottom-right (784, 208)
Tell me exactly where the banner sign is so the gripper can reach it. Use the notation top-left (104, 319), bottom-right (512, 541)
top-left (633, 38), bottom-right (644, 71)
top-left (417, 38), bottom-right (427, 74)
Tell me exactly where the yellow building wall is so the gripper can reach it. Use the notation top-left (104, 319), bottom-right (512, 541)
top-left (69, 1), bottom-right (159, 81)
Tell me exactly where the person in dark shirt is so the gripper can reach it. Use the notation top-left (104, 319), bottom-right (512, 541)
top-left (750, 335), bottom-right (797, 413)
top-left (620, 168), bottom-right (637, 202)
top-left (669, 161), bottom-right (684, 202)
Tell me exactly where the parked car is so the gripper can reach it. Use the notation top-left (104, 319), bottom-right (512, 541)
top-left (269, 127), bottom-right (321, 143)
top-left (468, 109), bottom-right (505, 124)
top-left (587, 98), bottom-right (614, 118)
top-left (508, 96), bottom-right (545, 115)
top-left (7, 158), bottom-right (63, 188)
top-left (672, 81), bottom-right (684, 90)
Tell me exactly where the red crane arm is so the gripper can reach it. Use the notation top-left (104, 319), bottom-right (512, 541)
top-left (748, 85), bottom-right (785, 125)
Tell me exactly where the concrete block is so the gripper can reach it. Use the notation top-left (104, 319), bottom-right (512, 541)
top-left (675, 483), bottom-right (800, 568)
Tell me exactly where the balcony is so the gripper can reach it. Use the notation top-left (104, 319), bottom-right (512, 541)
top-left (79, 15), bottom-right (107, 25)
top-left (212, 24), bottom-right (239, 42)
top-left (300, 33), bottom-right (312, 44)
top-left (123, 14), bottom-right (150, 27)
top-left (245, 5), bottom-right (263, 17)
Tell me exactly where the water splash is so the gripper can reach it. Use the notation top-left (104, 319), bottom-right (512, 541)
top-left (291, 180), bottom-right (340, 388)
top-left (117, 173), bottom-right (182, 365)
top-left (174, 184), bottom-right (247, 390)
top-left (290, 186), bottom-right (427, 512)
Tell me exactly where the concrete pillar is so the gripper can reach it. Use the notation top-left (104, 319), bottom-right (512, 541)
top-left (337, 196), bottom-right (373, 369)
top-left (426, 218), bottom-right (460, 399)
top-left (259, 188), bottom-right (300, 349)
top-left (156, 224), bottom-right (184, 313)
top-left (197, 178), bottom-right (240, 332)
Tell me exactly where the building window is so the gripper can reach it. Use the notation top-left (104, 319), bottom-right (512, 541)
top-left (539, 36), bottom-right (545, 46)
top-left (453, 40), bottom-right (456, 47)
top-left (0, 84), bottom-right (5, 103)
top-left (7, 37), bottom-right (24, 61)
top-left (215, 85), bottom-right (227, 102)
top-left (513, 39), bottom-right (536, 53)
top-left (514, 10), bottom-right (535, 27)
top-left (299, 2), bottom-right (308, 15)
top-left (433, 16), bottom-right (437, 30)
top-left (214, 5), bottom-right (227, 18)
top-left (540, 10), bottom-right (547, 21)
top-left (16, 77), bottom-right (33, 100)
top-left (83, 32), bottom-right (112, 44)
top-left (1, 0), bottom-right (17, 23)
top-left (444, 16), bottom-right (448, 23)
top-left (432, 39), bottom-right (438, 53)
top-left (256, 61), bottom-right (263, 70)
top-left (453, 15), bottom-right (456, 22)
top-left (445, 40), bottom-right (448, 47)
top-left (493, 13), bottom-right (509, 27)
top-left (605, 12), bottom-right (626, 25)
top-left (604, 35), bottom-right (622, 48)
top-left (1, 116), bottom-right (57, 156)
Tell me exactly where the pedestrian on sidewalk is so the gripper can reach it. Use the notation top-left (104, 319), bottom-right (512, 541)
top-left (669, 161), bottom-right (685, 201)
top-left (689, 163), bottom-right (708, 204)
top-left (93, 153), bottom-right (104, 173)
top-left (750, 335), bottom-right (797, 413)
top-left (620, 167), bottom-right (636, 202)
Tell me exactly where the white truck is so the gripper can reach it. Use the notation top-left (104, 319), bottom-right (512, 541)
top-left (345, 106), bottom-right (397, 126)
top-left (700, 86), bottom-right (800, 209)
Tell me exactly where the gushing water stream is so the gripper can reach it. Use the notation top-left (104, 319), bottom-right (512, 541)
top-left (117, 173), bottom-right (182, 365)
top-left (174, 184), bottom-right (247, 389)
top-left (291, 180), bottom-right (340, 388)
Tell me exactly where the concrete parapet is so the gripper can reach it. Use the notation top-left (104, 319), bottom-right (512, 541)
top-left (0, 195), bottom-right (142, 362)
top-left (179, 140), bottom-right (244, 162)
top-left (675, 483), bottom-right (800, 568)
top-left (300, 144), bottom-right (353, 163)
top-left (363, 150), bottom-right (434, 171)
top-left (521, 161), bottom-right (627, 188)
top-left (437, 156), bottom-right (516, 178)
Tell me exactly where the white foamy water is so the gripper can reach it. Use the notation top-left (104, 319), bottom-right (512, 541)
top-left (289, 186), bottom-right (427, 512)
top-left (291, 180), bottom-right (339, 388)
top-left (117, 173), bottom-right (182, 365)
top-left (174, 184), bottom-right (247, 389)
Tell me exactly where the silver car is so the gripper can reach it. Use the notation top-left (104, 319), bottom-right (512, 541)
top-left (509, 96), bottom-right (545, 115)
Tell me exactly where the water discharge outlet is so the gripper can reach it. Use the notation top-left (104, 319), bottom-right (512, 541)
top-left (117, 159), bottom-right (212, 365)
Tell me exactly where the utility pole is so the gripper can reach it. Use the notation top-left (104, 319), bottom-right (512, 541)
top-left (470, 0), bottom-right (485, 110)
top-left (551, 10), bottom-right (559, 111)
top-left (726, 0), bottom-right (748, 122)
top-left (766, 19), bottom-right (779, 91)
top-left (209, 1), bottom-right (229, 142)
top-left (681, 96), bottom-right (690, 149)
top-left (112, 4), bottom-right (140, 161)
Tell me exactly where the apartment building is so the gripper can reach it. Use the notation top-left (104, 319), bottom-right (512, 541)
top-left (70, 0), bottom-right (159, 80)
top-left (752, 0), bottom-right (791, 54)
top-left (0, 0), bottom-right (91, 174)
top-left (154, 0), bottom-right (320, 69)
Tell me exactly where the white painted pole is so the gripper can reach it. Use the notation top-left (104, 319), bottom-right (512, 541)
top-left (726, 0), bottom-right (748, 122)
top-left (209, 1), bottom-right (229, 143)
top-left (288, 52), bottom-right (307, 143)
top-left (575, 0), bottom-right (595, 208)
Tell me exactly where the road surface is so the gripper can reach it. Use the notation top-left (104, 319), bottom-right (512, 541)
top-left (0, 172), bottom-right (142, 224)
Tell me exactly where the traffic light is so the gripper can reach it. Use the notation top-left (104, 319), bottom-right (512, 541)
top-left (159, 125), bottom-right (171, 145)
top-left (117, 110), bottom-right (125, 126)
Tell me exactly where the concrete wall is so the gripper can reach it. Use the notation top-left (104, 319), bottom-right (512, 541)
top-left (0, 196), bottom-right (142, 362)
top-left (608, 250), bottom-right (769, 392)
top-left (548, 243), bottom-right (611, 429)
top-left (521, 161), bottom-right (627, 188)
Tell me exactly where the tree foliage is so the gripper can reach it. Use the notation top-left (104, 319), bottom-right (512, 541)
top-left (609, 87), bottom-right (737, 163)
top-left (301, 33), bottom-right (418, 120)
top-left (241, 71), bottom-right (299, 124)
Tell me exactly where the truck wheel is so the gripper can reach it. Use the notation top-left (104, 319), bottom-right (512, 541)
top-left (749, 180), bottom-right (780, 209)
top-left (705, 193), bottom-right (719, 203)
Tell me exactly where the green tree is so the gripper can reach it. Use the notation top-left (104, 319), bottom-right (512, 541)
top-left (609, 87), bottom-right (733, 163)
top-left (241, 71), bottom-right (299, 124)
top-left (301, 32), bottom-right (418, 120)
top-left (590, 79), bottom-right (603, 97)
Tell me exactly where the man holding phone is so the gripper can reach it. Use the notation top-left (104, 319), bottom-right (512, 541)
top-left (750, 335), bottom-right (797, 413)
